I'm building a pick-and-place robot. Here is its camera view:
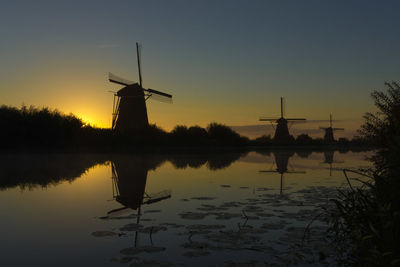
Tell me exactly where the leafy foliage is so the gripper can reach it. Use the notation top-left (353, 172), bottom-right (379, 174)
top-left (327, 81), bottom-right (400, 266)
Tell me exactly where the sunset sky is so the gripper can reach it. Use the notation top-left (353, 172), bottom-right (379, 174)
top-left (2, 1), bottom-right (400, 138)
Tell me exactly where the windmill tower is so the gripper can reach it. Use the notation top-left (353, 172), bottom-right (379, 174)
top-left (319, 114), bottom-right (344, 142)
top-left (259, 151), bottom-right (305, 195)
top-left (109, 43), bottom-right (172, 132)
top-left (259, 97), bottom-right (306, 141)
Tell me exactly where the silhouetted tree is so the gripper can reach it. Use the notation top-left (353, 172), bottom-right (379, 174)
top-left (327, 81), bottom-right (400, 265)
top-left (359, 81), bottom-right (400, 148)
top-left (206, 122), bottom-right (248, 145)
top-left (295, 134), bottom-right (313, 144)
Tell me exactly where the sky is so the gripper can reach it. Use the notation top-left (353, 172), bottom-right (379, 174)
top-left (1, 0), bottom-right (400, 138)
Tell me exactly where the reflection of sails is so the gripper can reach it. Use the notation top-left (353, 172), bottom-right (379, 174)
top-left (259, 151), bottom-right (305, 194)
top-left (107, 156), bottom-right (171, 217)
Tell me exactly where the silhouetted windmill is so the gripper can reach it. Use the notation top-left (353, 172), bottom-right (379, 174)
top-left (259, 97), bottom-right (306, 141)
top-left (259, 151), bottom-right (305, 195)
top-left (108, 43), bottom-right (172, 132)
top-left (319, 114), bottom-right (344, 142)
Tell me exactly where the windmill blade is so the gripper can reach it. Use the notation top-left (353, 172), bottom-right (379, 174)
top-left (147, 92), bottom-right (173, 103)
top-left (333, 128), bottom-right (344, 131)
top-left (108, 72), bottom-right (135, 86)
top-left (259, 170), bottom-right (278, 173)
top-left (286, 118), bottom-right (306, 121)
top-left (106, 206), bottom-right (131, 217)
top-left (259, 117), bottom-right (279, 121)
top-left (319, 126), bottom-right (328, 130)
top-left (285, 171), bottom-right (306, 174)
top-left (142, 190), bottom-right (171, 205)
top-left (146, 88), bottom-right (172, 98)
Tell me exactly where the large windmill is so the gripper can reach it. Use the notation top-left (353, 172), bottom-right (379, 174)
top-left (319, 114), bottom-right (344, 142)
top-left (259, 97), bottom-right (306, 141)
top-left (108, 43), bottom-right (172, 132)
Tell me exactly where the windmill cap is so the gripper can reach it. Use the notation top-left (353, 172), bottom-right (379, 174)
top-left (117, 83), bottom-right (143, 96)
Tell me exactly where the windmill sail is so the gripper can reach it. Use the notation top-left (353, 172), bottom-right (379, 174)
top-left (146, 88), bottom-right (172, 98)
top-left (145, 88), bottom-right (173, 103)
top-left (109, 72), bottom-right (135, 86)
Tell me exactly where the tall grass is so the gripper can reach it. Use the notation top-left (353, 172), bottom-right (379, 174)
top-left (326, 82), bottom-right (400, 266)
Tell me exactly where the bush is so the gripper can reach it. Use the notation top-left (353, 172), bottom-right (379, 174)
top-left (327, 81), bottom-right (400, 265)
top-left (206, 122), bottom-right (248, 145)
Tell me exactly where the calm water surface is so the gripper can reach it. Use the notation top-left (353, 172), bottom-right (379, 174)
top-left (0, 150), bottom-right (372, 266)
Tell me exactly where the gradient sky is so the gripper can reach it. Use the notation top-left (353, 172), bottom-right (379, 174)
top-left (1, 0), bottom-right (400, 137)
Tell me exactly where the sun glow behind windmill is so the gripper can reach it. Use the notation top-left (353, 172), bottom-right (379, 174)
top-left (108, 43), bottom-right (173, 132)
top-left (259, 97), bottom-right (306, 141)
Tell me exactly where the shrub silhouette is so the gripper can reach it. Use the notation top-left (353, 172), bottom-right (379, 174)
top-left (0, 105), bottom-right (86, 148)
top-left (0, 105), bottom-right (371, 150)
top-left (206, 122), bottom-right (248, 145)
top-left (327, 81), bottom-right (400, 265)
top-left (295, 134), bottom-right (313, 144)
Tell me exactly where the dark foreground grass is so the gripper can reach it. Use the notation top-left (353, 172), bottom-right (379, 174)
top-left (326, 82), bottom-right (400, 266)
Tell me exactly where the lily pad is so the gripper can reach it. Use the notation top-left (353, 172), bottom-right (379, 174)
top-left (91, 231), bottom-right (118, 237)
top-left (120, 246), bottom-right (166, 255)
top-left (261, 222), bottom-right (286, 230)
top-left (191, 197), bottom-right (217, 200)
top-left (183, 250), bottom-right (210, 257)
top-left (120, 223), bottom-right (143, 231)
top-left (186, 224), bottom-right (226, 230)
top-left (179, 212), bottom-right (209, 220)
top-left (160, 222), bottom-right (185, 228)
top-left (144, 210), bottom-right (161, 214)
top-left (138, 226), bottom-right (167, 233)
top-left (255, 212), bottom-right (274, 218)
top-left (212, 212), bottom-right (242, 220)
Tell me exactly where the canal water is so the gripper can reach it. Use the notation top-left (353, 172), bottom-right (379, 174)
top-left (0, 150), bottom-right (372, 266)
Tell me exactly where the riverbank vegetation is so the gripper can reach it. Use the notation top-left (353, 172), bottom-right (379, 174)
top-left (0, 105), bottom-right (370, 151)
top-left (326, 81), bottom-right (400, 265)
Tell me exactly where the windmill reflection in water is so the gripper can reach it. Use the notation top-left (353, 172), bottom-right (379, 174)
top-left (107, 157), bottom-right (171, 246)
top-left (259, 151), bottom-right (305, 195)
top-left (320, 150), bottom-right (344, 176)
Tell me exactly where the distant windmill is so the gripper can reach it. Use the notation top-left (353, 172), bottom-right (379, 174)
top-left (319, 114), bottom-right (344, 142)
top-left (259, 151), bottom-right (305, 195)
top-left (259, 97), bottom-right (306, 141)
top-left (108, 43), bottom-right (172, 132)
